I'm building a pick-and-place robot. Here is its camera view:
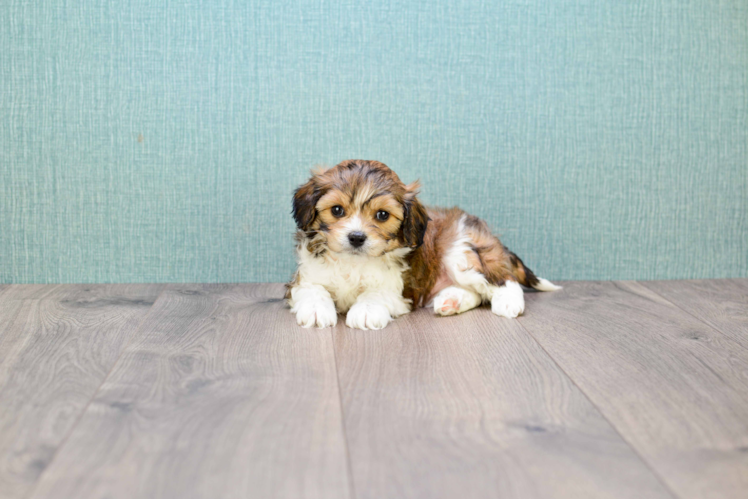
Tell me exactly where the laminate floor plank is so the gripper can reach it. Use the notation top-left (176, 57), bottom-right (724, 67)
top-left (518, 280), bottom-right (748, 498)
top-left (32, 284), bottom-right (350, 499)
top-left (334, 305), bottom-right (672, 498)
top-left (640, 279), bottom-right (748, 351)
top-left (0, 284), bottom-right (164, 498)
top-left (1, 284), bottom-right (162, 302)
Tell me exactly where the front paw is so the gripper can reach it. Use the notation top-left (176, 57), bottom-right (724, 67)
top-left (346, 301), bottom-right (392, 330)
top-left (293, 300), bottom-right (338, 328)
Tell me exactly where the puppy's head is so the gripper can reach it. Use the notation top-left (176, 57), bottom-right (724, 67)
top-left (292, 160), bottom-right (428, 256)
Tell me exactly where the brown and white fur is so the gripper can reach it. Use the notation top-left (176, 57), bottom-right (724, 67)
top-left (286, 159), bottom-right (560, 330)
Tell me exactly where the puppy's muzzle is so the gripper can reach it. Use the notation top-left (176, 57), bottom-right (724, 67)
top-left (348, 231), bottom-right (367, 248)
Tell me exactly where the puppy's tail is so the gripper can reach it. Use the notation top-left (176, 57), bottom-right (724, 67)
top-left (508, 250), bottom-right (562, 292)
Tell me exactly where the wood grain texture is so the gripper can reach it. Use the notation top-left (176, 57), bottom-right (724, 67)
top-left (519, 281), bottom-right (748, 498)
top-left (0, 284), bottom-right (164, 498)
top-left (333, 305), bottom-right (671, 498)
top-left (640, 278), bottom-right (748, 351)
top-left (1, 284), bottom-right (161, 301)
top-left (32, 284), bottom-right (350, 498)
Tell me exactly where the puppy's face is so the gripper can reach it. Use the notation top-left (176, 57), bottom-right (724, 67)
top-left (292, 160), bottom-right (428, 257)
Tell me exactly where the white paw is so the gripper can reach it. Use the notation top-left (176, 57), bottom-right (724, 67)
top-left (491, 281), bottom-right (525, 318)
top-left (346, 301), bottom-right (392, 330)
top-left (293, 299), bottom-right (338, 328)
top-left (433, 286), bottom-right (480, 316)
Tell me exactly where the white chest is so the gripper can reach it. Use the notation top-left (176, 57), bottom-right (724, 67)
top-left (297, 248), bottom-right (410, 312)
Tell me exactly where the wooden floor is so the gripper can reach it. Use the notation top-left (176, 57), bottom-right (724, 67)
top-left (0, 280), bottom-right (746, 498)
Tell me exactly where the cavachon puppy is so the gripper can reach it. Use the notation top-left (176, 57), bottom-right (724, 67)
top-left (286, 159), bottom-right (560, 330)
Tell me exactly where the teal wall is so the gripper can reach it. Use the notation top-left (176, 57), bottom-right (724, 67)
top-left (2, 1), bottom-right (746, 284)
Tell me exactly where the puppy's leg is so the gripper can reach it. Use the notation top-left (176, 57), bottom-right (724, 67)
top-left (433, 286), bottom-right (482, 316)
top-left (289, 284), bottom-right (338, 328)
top-left (440, 214), bottom-right (537, 319)
top-left (442, 234), bottom-right (496, 304)
top-left (489, 280), bottom-right (525, 318)
top-left (346, 290), bottom-right (410, 330)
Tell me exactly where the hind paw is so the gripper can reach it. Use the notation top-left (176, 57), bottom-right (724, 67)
top-left (433, 287), bottom-right (482, 316)
top-left (491, 281), bottom-right (525, 318)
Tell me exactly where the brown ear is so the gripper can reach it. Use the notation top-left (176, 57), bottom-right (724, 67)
top-left (401, 181), bottom-right (429, 248)
top-left (292, 178), bottom-right (320, 231)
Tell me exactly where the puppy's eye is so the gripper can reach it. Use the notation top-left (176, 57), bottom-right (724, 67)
top-left (375, 210), bottom-right (390, 222)
top-left (331, 205), bottom-right (345, 217)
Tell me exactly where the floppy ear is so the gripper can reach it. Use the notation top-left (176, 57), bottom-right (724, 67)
top-left (292, 178), bottom-right (320, 231)
top-left (401, 181), bottom-right (429, 248)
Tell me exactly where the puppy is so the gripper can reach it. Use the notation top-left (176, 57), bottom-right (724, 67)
top-left (286, 159), bottom-right (560, 330)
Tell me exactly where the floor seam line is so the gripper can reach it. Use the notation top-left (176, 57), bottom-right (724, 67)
top-left (514, 314), bottom-right (681, 498)
top-left (329, 324), bottom-right (358, 499)
top-left (27, 284), bottom-right (169, 498)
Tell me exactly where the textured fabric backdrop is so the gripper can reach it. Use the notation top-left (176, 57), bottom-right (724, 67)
top-left (1, 0), bottom-right (746, 284)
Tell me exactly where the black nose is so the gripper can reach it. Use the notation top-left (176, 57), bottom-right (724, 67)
top-left (348, 231), bottom-right (367, 248)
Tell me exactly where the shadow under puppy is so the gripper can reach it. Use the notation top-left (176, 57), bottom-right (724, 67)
top-left (286, 159), bottom-right (560, 330)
